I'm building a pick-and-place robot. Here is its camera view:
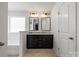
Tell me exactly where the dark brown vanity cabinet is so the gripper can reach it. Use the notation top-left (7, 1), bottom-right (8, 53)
top-left (27, 35), bottom-right (53, 49)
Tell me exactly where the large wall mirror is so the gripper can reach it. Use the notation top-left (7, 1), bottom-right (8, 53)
top-left (29, 17), bottom-right (39, 31)
top-left (41, 17), bottom-right (51, 31)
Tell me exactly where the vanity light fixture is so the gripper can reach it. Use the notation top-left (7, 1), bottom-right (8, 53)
top-left (30, 9), bottom-right (38, 17)
top-left (43, 11), bottom-right (50, 16)
top-left (29, 8), bottom-right (38, 17)
top-left (30, 11), bottom-right (37, 15)
top-left (30, 11), bottom-right (38, 17)
top-left (29, 8), bottom-right (50, 17)
top-left (41, 8), bottom-right (50, 17)
top-left (43, 8), bottom-right (50, 15)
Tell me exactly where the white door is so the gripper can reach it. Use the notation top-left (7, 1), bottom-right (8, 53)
top-left (58, 3), bottom-right (76, 57)
top-left (0, 2), bottom-right (8, 57)
top-left (77, 2), bottom-right (79, 57)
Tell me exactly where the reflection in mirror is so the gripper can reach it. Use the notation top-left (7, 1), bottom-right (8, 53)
top-left (29, 17), bottom-right (39, 31)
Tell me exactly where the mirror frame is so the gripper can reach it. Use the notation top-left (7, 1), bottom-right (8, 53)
top-left (29, 17), bottom-right (39, 31)
top-left (41, 17), bottom-right (51, 31)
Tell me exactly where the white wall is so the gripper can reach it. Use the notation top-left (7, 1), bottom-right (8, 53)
top-left (8, 2), bottom-right (55, 11)
top-left (8, 11), bottom-right (26, 16)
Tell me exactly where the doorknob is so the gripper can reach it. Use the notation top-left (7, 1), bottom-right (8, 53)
top-left (0, 42), bottom-right (4, 46)
top-left (69, 37), bottom-right (74, 40)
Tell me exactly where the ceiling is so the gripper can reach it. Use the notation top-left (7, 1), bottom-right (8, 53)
top-left (8, 2), bottom-right (56, 12)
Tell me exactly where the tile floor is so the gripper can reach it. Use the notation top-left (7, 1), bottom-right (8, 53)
top-left (24, 49), bottom-right (57, 57)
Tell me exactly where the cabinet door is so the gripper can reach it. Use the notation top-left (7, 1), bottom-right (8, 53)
top-left (27, 35), bottom-right (38, 48)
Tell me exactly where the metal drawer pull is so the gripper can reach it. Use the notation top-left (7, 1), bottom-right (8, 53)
top-left (0, 42), bottom-right (4, 46)
top-left (69, 37), bottom-right (74, 40)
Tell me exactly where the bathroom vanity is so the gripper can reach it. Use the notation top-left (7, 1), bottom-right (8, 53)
top-left (27, 34), bottom-right (53, 49)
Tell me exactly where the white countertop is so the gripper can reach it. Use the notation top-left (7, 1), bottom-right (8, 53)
top-left (20, 31), bottom-right (53, 35)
